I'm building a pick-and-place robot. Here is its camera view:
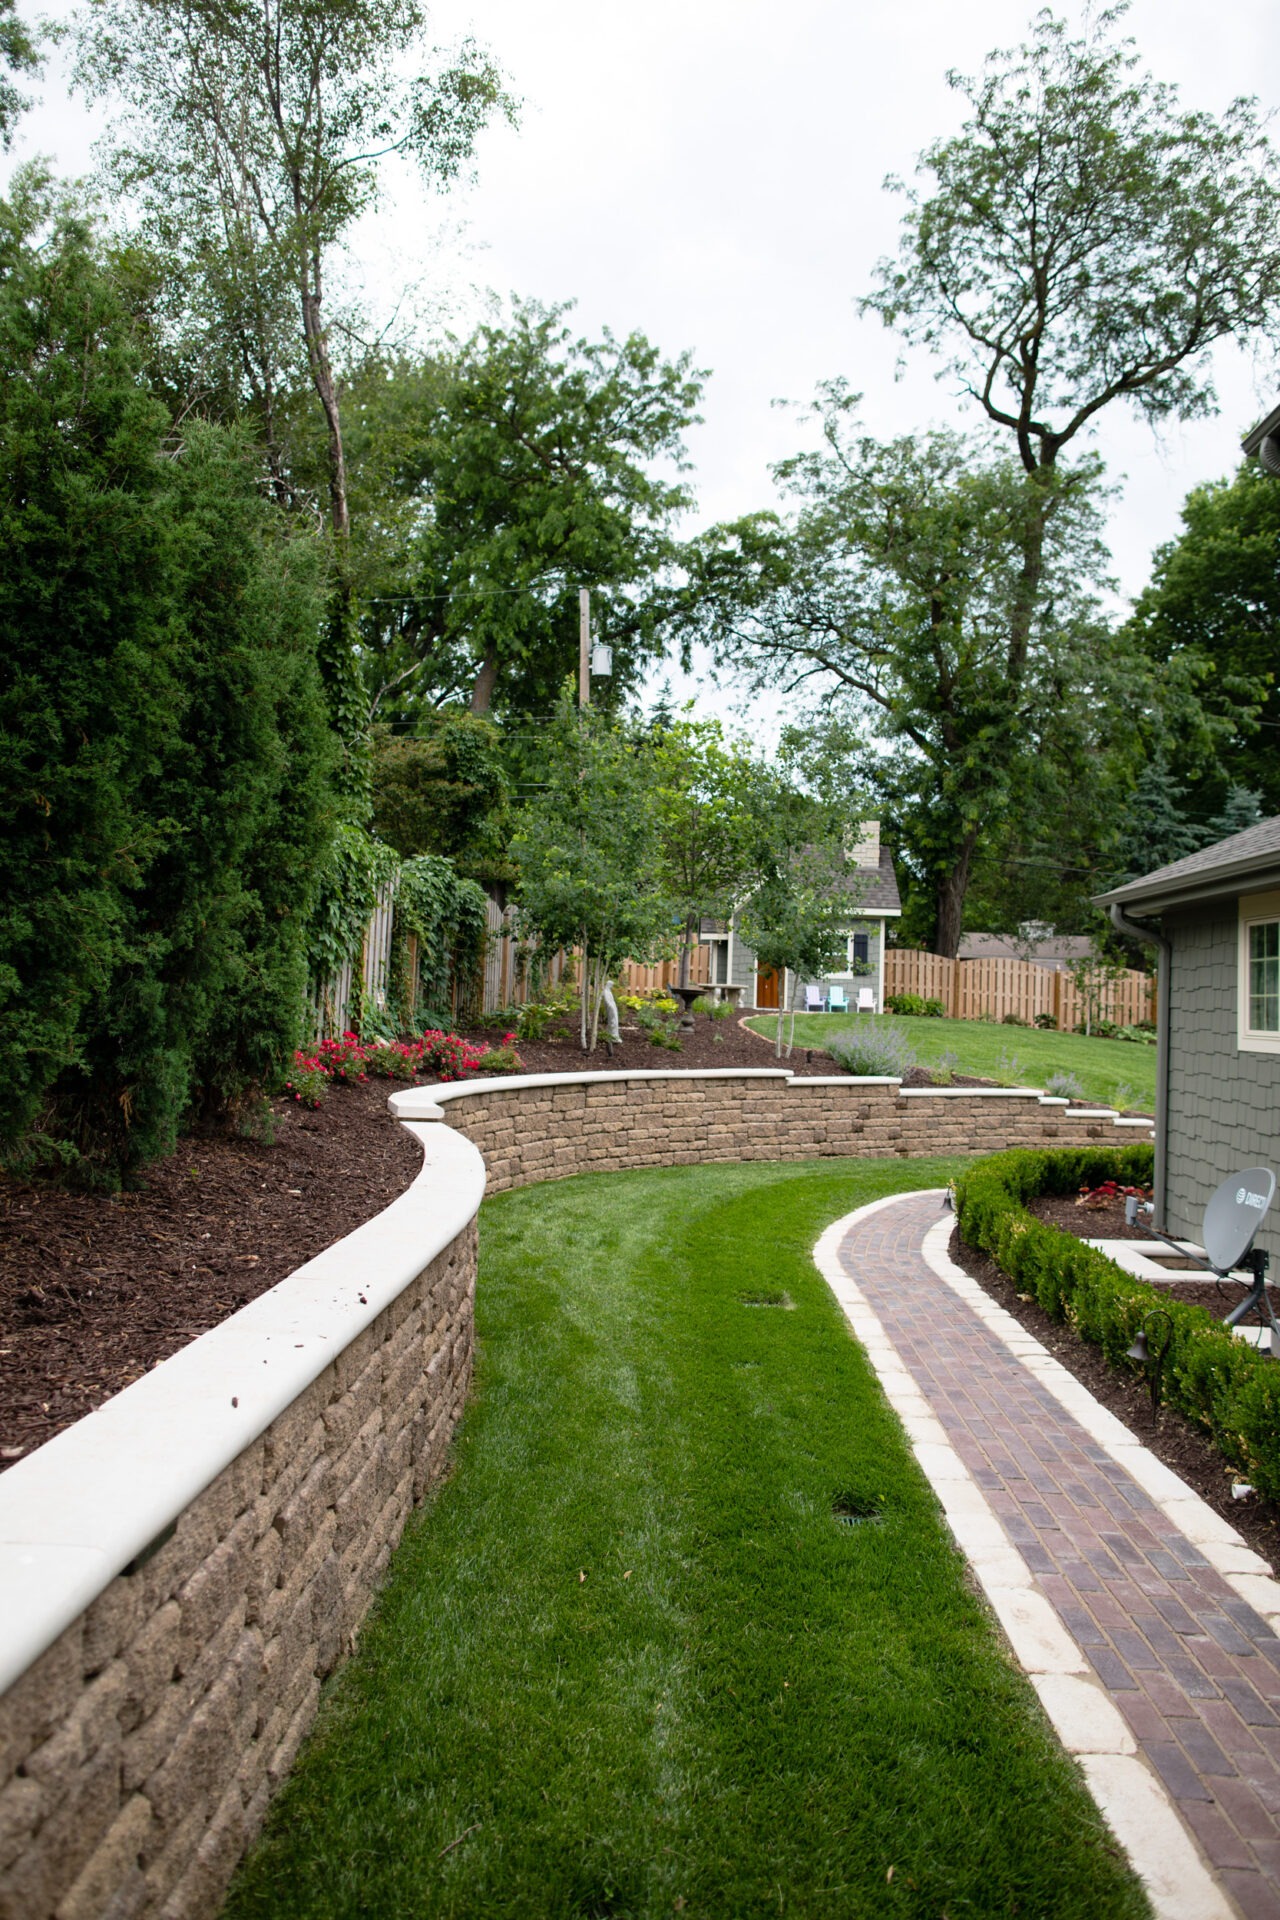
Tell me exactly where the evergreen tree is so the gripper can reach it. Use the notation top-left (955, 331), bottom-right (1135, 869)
top-left (0, 174), bottom-right (336, 1181)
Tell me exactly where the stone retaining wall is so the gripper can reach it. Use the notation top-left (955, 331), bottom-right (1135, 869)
top-left (0, 1124), bottom-right (483, 1920)
top-left (1, 1071), bottom-right (1148, 1920)
top-left (392, 1069), bottom-right (1151, 1191)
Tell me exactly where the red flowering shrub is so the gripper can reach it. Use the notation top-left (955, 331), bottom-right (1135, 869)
top-left (418, 1029), bottom-right (488, 1082)
top-left (316, 1032), bottom-right (368, 1085)
top-left (1075, 1180), bottom-right (1151, 1210)
top-left (283, 1058), bottom-right (327, 1108)
top-left (362, 1040), bottom-right (423, 1081)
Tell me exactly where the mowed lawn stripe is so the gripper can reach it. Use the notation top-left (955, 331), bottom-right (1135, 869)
top-left (225, 1158), bottom-right (1150, 1920)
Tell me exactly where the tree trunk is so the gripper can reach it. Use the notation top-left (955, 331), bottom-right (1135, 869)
top-left (300, 285), bottom-right (350, 542)
top-left (934, 829), bottom-right (981, 960)
top-left (678, 915), bottom-right (697, 989)
top-left (469, 647), bottom-right (499, 714)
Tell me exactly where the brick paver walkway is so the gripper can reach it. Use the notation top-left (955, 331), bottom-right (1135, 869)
top-left (839, 1192), bottom-right (1280, 1920)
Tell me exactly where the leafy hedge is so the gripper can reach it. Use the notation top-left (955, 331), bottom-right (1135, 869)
top-left (954, 1146), bottom-right (1280, 1500)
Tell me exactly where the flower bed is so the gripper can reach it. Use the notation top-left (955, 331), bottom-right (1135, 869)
top-left (285, 1028), bottom-right (525, 1108)
top-left (954, 1145), bottom-right (1280, 1499)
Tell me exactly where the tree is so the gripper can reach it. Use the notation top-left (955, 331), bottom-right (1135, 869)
top-left (0, 0), bottom-right (39, 144)
top-left (0, 172), bottom-right (336, 1183)
top-left (510, 699), bottom-right (671, 1053)
top-left (649, 717), bottom-right (775, 988)
top-left (690, 393), bottom-right (1126, 956)
top-left (349, 304), bottom-right (704, 721)
top-left (370, 713), bottom-right (510, 882)
top-left (739, 844), bottom-right (857, 1058)
top-left (74, 0), bottom-right (514, 786)
top-left (863, 8), bottom-right (1280, 702)
top-left (1126, 462), bottom-right (1280, 812)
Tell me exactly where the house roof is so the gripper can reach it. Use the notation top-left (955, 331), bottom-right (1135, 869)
top-left (1095, 816), bottom-right (1280, 915)
top-left (958, 931), bottom-right (1096, 969)
top-left (1243, 402), bottom-right (1280, 456)
top-left (844, 848), bottom-right (901, 915)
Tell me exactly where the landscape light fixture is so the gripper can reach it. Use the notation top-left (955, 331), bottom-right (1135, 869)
top-left (1126, 1308), bottom-right (1173, 1425)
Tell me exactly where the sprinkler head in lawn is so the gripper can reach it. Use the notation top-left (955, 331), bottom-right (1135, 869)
top-left (832, 1492), bottom-right (883, 1528)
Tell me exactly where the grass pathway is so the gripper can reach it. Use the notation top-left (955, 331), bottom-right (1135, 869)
top-left (748, 1013), bottom-right (1157, 1111)
top-left (225, 1159), bottom-right (1149, 1919)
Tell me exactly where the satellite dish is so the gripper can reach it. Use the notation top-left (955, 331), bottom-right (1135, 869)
top-left (1260, 432), bottom-right (1280, 477)
top-left (1202, 1168), bottom-right (1276, 1274)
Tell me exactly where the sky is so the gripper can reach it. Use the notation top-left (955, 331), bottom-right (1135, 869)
top-left (8, 0), bottom-right (1280, 728)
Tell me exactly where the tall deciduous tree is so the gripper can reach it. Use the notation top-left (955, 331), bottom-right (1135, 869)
top-left (1126, 462), bottom-right (1280, 811)
top-left (863, 7), bottom-right (1280, 702)
top-left (510, 698), bottom-right (670, 1054)
top-left (649, 717), bottom-right (775, 988)
top-left (74, 0), bottom-right (514, 788)
top-left (689, 392), bottom-right (1128, 956)
top-left (739, 844), bottom-right (857, 1058)
top-left (348, 304), bottom-right (703, 722)
top-left (0, 0), bottom-right (39, 144)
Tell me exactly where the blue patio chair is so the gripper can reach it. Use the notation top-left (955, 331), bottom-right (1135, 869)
top-left (827, 984), bottom-right (849, 1014)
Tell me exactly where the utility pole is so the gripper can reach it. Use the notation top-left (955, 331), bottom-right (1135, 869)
top-left (578, 587), bottom-right (590, 709)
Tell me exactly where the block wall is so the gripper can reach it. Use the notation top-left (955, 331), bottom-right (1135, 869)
top-left (0, 1224), bottom-right (476, 1920)
top-left (436, 1078), bottom-right (1142, 1195)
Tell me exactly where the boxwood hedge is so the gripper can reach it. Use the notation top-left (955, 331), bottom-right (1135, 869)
top-left (953, 1145), bottom-right (1280, 1500)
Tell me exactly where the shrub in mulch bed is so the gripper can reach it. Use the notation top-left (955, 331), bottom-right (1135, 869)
top-left (954, 1144), bottom-right (1280, 1502)
top-left (285, 1029), bottom-right (526, 1104)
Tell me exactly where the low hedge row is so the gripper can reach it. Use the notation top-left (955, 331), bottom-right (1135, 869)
top-left (953, 1145), bottom-right (1280, 1501)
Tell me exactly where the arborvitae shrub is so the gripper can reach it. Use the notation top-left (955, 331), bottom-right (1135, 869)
top-left (0, 174), bottom-right (337, 1182)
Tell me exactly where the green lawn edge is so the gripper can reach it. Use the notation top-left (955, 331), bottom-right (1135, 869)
top-left (224, 1158), bottom-right (1150, 1920)
top-left (746, 1012), bottom-right (1157, 1110)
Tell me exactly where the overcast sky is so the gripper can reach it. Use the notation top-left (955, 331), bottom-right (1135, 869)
top-left (9, 0), bottom-right (1280, 727)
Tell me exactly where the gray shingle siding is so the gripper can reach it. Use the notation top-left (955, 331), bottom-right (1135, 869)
top-left (1165, 906), bottom-right (1280, 1262)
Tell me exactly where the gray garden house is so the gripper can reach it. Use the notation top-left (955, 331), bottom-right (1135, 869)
top-left (1096, 816), bottom-right (1280, 1252)
top-left (703, 821), bottom-right (902, 1013)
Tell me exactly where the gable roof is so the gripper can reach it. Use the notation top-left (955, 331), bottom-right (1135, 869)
top-left (1095, 816), bottom-right (1280, 914)
top-left (843, 847), bottom-right (901, 915)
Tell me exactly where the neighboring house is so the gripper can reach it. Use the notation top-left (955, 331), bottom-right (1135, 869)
top-left (1096, 816), bottom-right (1280, 1252)
top-left (957, 930), bottom-right (1099, 970)
top-left (702, 821), bottom-right (902, 1013)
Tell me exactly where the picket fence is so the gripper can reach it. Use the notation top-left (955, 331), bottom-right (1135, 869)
top-left (883, 948), bottom-right (1154, 1030)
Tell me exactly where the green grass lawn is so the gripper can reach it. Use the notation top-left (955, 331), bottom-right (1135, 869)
top-left (748, 1012), bottom-right (1156, 1111)
top-left (226, 1160), bottom-right (1148, 1920)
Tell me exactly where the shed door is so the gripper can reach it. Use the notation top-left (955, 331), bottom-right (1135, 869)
top-left (756, 967), bottom-right (780, 1009)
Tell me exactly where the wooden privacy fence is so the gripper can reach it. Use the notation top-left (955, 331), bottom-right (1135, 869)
top-left (884, 949), bottom-right (1154, 1029)
top-left (309, 881), bottom-right (397, 1039)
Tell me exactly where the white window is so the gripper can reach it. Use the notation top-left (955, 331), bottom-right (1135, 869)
top-left (1238, 891), bottom-right (1280, 1053)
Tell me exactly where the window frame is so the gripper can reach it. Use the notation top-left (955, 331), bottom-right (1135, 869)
top-left (1237, 889), bottom-right (1280, 1054)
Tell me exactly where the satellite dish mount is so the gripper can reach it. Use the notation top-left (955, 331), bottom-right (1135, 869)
top-left (1202, 1168), bottom-right (1278, 1342)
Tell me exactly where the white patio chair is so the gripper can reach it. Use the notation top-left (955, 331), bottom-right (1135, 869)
top-left (856, 987), bottom-right (876, 1013)
top-left (804, 984), bottom-right (826, 1014)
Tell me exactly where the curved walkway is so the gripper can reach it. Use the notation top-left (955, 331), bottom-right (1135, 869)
top-left (816, 1190), bottom-right (1280, 1920)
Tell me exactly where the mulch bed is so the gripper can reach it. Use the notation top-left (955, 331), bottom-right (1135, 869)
top-left (0, 1019), bottom-right (937, 1477)
top-left (0, 1081), bottom-right (420, 1471)
top-left (0, 1010), bottom-right (1142, 1481)
top-left (949, 1191), bottom-right (1280, 1565)
top-left (488, 1010), bottom-right (995, 1086)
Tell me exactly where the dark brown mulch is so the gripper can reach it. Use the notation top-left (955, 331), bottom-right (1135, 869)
top-left (948, 1201), bottom-right (1280, 1566)
top-left (473, 1011), bottom-right (996, 1085)
top-left (0, 1081), bottom-right (420, 1472)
